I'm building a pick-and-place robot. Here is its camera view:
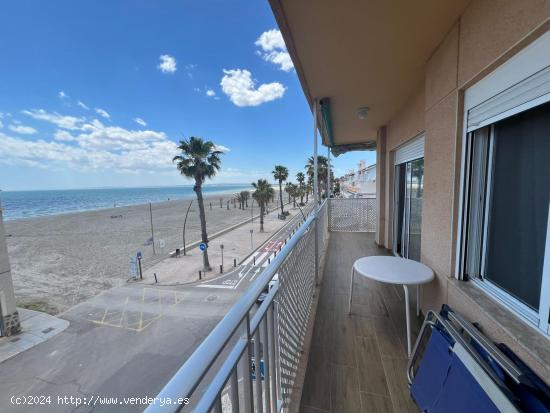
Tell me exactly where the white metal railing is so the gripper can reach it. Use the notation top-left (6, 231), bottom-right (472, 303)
top-left (145, 201), bottom-right (328, 413)
top-left (328, 197), bottom-right (377, 232)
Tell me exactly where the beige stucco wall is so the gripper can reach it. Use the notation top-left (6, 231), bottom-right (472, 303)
top-left (377, 0), bottom-right (550, 379)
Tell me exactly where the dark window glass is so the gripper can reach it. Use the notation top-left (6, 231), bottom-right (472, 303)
top-left (485, 101), bottom-right (550, 310)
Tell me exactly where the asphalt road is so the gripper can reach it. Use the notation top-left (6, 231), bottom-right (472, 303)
top-left (0, 203), bottom-right (314, 412)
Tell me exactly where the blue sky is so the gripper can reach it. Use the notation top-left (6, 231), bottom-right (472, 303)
top-left (0, 0), bottom-right (375, 191)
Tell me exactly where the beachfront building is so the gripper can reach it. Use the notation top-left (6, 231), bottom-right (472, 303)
top-left (340, 160), bottom-right (376, 197)
top-left (0, 204), bottom-right (20, 337)
top-left (148, 1), bottom-right (550, 412)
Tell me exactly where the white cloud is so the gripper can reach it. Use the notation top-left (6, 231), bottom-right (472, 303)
top-left (193, 87), bottom-right (201, 93)
top-left (9, 124), bottom-right (37, 135)
top-left (214, 144), bottom-right (230, 153)
top-left (255, 29), bottom-right (294, 72)
top-left (220, 69), bottom-right (286, 107)
top-left (94, 108), bottom-right (110, 119)
top-left (0, 115), bottom-right (178, 174)
top-left (23, 109), bottom-right (85, 130)
top-left (0, 120), bottom-right (3, 129)
top-left (77, 101), bottom-right (90, 110)
top-left (54, 130), bottom-right (76, 141)
top-left (206, 89), bottom-right (216, 97)
top-left (58, 91), bottom-right (68, 99)
top-left (158, 54), bottom-right (177, 74)
top-left (134, 117), bottom-right (147, 127)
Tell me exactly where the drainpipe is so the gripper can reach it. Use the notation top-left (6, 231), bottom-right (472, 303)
top-left (313, 99), bottom-right (319, 286)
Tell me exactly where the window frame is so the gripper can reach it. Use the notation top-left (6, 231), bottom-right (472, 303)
top-left (456, 31), bottom-right (550, 336)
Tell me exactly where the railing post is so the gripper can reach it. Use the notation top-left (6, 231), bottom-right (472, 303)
top-left (241, 315), bottom-right (254, 413)
top-left (313, 98), bottom-right (319, 286)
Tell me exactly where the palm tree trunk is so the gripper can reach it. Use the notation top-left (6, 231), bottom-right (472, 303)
top-left (260, 204), bottom-right (265, 232)
top-left (278, 181), bottom-right (284, 214)
top-left (194, 181), bottom-right (211, 271)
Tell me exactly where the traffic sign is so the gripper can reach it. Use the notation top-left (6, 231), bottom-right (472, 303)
top-left (199, 242), bottom-right (207, 251)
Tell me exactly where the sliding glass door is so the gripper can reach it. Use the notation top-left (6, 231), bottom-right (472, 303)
top-left (394, 143), bottom-right (424, 261)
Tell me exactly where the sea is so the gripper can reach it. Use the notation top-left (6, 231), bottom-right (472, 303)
top-left (0, 184), bottom-right (252, 221)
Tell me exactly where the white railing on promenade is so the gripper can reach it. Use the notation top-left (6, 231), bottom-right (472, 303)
top-left (145, 200), bottom-right (329, 413)
top-left (328, 197), bottom-right (376, 232)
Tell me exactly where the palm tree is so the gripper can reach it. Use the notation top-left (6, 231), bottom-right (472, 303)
top-left (285, 181), bottom-right (292, 203)
top-left (272, 165), bottom-right (289, 215)
top-left (287, 183), bottom-right (299, 208)
top-left (173, 137), bottom-right (223, 271)
top-left (296, 172), bottom-right (306, 204)
top-left (241, 190), bottom-right (250, 208)
top-left (252, 179), bottom-right (274, 232)
top-left (305, 156), bottom-right (331, 199)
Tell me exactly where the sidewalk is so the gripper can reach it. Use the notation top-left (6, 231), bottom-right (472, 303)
top-left (142, 207), bottom-right (296, 285)
top-left (0, 308), bottom-right (68, 363)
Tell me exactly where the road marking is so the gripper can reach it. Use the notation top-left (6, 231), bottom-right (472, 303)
top-left (197, 284), bottom-right (235, 289)
top-left (88, 288), bottom-right (184, 332)
top-left (249, 267), bottom-right (262, 282)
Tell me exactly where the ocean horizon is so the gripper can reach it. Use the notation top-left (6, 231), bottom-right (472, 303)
top-left (0, 184), bottom-right (252, 221)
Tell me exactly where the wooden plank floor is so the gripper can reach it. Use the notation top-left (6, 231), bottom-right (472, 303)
top-left (300, 232), bottom-right (422, 413)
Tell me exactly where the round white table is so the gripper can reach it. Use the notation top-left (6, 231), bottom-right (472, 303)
top-left (348, 256), bottom-right (434, 357)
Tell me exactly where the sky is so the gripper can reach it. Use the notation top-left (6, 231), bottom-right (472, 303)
top-left (0, 0), bottom-right (375, 191)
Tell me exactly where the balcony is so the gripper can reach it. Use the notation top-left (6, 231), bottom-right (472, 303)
top-left (300, 231), bottom-right (421, 413)
top-left (146, 198), bottom-right (421, 413)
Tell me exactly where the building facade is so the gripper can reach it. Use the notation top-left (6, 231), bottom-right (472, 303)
top-left (0, 203), bottom-right (20, 336)
top-left (272, 0), bottom-right (550, 382)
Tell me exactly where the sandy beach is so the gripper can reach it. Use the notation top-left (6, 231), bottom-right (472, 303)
top-left (4, 192), bottom-right (281, 314)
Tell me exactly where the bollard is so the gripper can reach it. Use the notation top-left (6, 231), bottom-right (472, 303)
top-left (220, 265), bottom-right (223, 274)
top-left (268, 258), bottom-right (271, 264)
top-left (138, 256), bottom-right (143, 280)
top-left (253, 256), bottom-right (256, 265)
top-left (199, 270), bottom-right (202, 280)
top-left (234, 258), bottom-right (237, 267)
top-left (154, 273), bottom-right (158, 283)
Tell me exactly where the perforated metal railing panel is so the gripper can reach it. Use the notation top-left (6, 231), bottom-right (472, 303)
top-left (328, 198), bottom-right (376, 232)
top-left (276, 201), bottom-right (327, 409)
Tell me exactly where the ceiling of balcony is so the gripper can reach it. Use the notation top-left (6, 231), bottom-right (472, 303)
top-left (269, 0), bottom-right (471, 148)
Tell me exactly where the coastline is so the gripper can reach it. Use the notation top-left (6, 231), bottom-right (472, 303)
top-left (1, 184), bottom-right (252, 222)
top-left (4, 190), bottom-right (279, 314)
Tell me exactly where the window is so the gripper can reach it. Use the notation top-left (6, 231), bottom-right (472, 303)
top-left (458, 32), bottom-right (550, 335)
top-left (393, 136), bottom-right (424, 261)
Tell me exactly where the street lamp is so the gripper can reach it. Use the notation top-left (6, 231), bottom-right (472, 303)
top-left (220, 244), bottom-right (224, 269)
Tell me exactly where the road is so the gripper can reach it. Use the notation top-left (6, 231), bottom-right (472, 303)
top-left (197, 202), bottom-right (312, 292)
top-left (0, 204), bottom-right (313, 412)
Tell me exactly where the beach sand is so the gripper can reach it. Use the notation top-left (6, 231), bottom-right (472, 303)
top-left (4, 192), bottom-right (281, 314)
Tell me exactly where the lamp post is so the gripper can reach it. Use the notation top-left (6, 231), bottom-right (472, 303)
top-left (182, 200), bottom-right (193, 256)
top-left (220, 244), bottom-right (224, 270)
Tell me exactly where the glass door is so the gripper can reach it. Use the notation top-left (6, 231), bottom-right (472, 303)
top-left (394, 158), bottom-right (424, 261)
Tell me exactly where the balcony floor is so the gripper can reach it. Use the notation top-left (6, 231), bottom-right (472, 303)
top-left (300, 232), bottom-right (421, 413)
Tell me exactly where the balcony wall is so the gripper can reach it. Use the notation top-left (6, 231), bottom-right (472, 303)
top-left (300, 232), bottom-right (421, 413)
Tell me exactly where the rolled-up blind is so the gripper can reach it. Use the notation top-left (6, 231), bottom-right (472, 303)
top-left (395, 135), bottom-right (425, 165)
top-left (467, 65), bottom-right (550, 132)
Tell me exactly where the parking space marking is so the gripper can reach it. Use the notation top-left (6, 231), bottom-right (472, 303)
top-left (87, 288), bottom-right (185, 332)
